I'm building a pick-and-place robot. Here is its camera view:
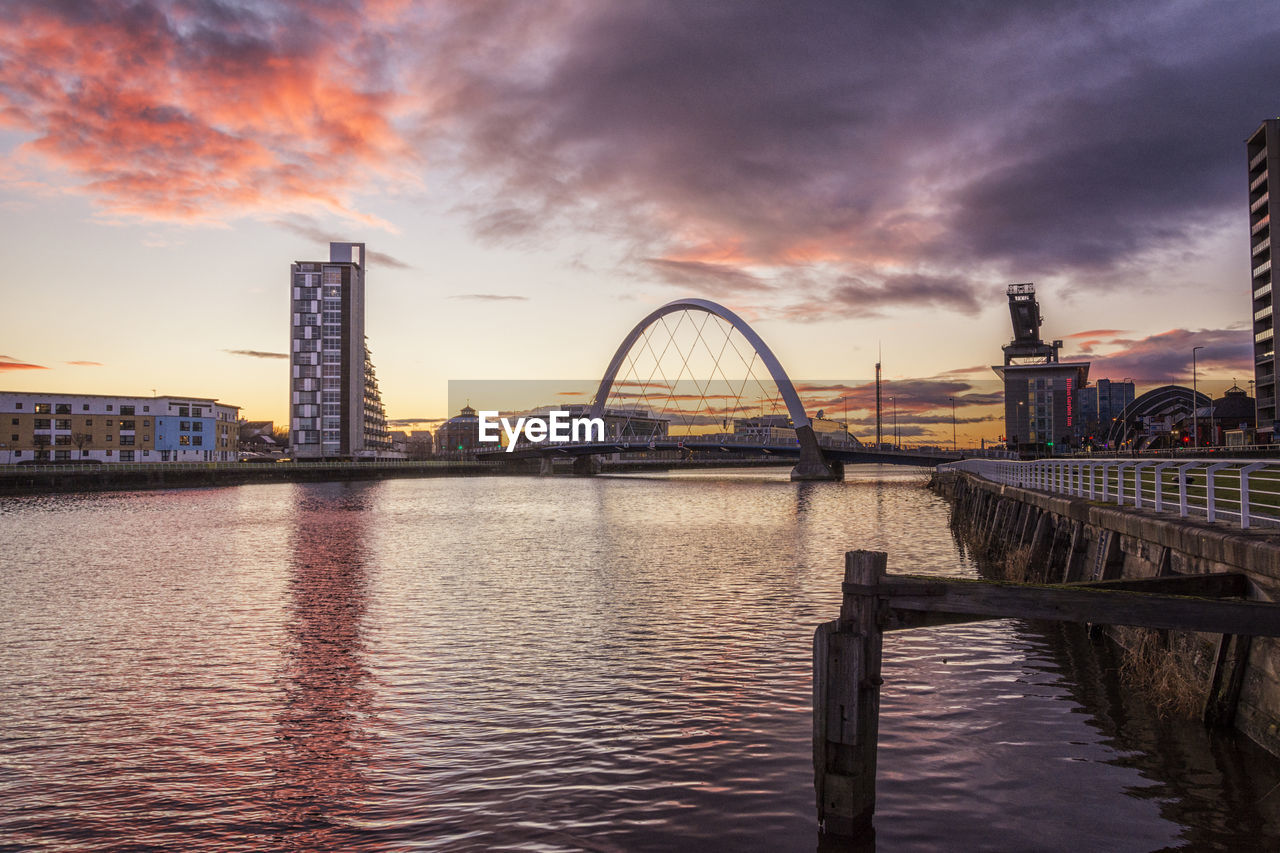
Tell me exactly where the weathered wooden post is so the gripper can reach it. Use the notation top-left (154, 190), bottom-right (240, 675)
top-left (814, 550), bottom-right (885, 839)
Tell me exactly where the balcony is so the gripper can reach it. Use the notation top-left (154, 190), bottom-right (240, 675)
top-left (1253, 148), bottom-right (1269, 170)
top-left (1257, 327), bottom-right (1275, 344)
top-left (1252, 170), bottom-right (1270, 193)
top-left (1258, 349), bottom-right (1276, 363)
top-left (1254, 236), bottom-right (1271, 256)
top-left (1256, 259), bottom-right (1274, 279)
top-left (1256, 305), bottom-right (1273, 322)
top-left (1252, 193), bottom-right (1271, 214)
top-left (1254, 214), bottom-right (1271, 236)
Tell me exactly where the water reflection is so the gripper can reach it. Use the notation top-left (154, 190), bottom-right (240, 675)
top-left (1033, 622), bottom-right (1280, 848)
top-left (1, 471), bottom-right (1278, 851)
top-left (271, 483), bottom-right (377, 849)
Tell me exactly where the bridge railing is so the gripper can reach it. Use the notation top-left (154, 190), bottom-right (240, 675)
top-left (944, 457), bottom-right (1280, 530)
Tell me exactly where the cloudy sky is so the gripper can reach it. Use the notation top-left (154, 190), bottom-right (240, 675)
top-left (1, 0), bottom-right (1276, 442)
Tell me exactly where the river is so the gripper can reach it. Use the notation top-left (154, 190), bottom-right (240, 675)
top-left (2, 466), bottom-right (1279, 851)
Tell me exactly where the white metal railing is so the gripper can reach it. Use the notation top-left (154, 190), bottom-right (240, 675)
top-left (944, 457), bottom-right (1280, 530)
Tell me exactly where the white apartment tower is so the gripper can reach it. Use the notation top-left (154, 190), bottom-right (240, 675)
top-left (290, 242), bottom-right (390, 458)
top-left (1249, 120), bottom-right (1279, 435)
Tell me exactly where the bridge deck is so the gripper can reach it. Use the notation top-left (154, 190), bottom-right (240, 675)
top-left (476, 439), bottom-right (963, 466)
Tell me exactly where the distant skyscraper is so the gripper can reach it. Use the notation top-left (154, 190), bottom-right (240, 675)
top-left (1094, 378), bottom-right (1135, 427)
top-left (289, 242), bottom-right (390, 458)
top-left (1248, 120), bottom-right (1278, 434)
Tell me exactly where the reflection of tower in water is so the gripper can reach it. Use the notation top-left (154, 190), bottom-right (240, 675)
top-left (271, 484), bottom-right (376, 843)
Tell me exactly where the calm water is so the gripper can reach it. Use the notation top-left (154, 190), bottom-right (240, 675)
top-left (2, 466), bottom-right (1280, 851)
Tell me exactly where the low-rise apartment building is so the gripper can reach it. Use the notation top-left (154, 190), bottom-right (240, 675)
top-left (0, 392), bottom-right (239, 463)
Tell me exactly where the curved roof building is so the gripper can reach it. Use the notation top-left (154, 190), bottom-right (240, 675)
top-left (1104, 385), bottom-right (1210, 447)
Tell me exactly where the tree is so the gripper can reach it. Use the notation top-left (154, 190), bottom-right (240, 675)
top-left (272, 424), bottom-right (290, 449)
top-left (72, 432), bottom-right (93, 458)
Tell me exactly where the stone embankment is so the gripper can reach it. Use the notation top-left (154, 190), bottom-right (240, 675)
top-left (933, 468), bottom-right (1280, 755)
top-left (0, 462), bottom-right (506, 496)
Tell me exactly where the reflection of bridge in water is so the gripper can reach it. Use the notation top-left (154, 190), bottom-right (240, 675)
top-left (478, 297), bottom-right (971, 479)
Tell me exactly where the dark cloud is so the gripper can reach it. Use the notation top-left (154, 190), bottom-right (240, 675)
top-left (0, 355), bottom-right (48, 371)
top-left (784, 274), bottom-right (986, 320)
top-left (6, 1), bottom-right (1280, 321)
top-left (642, 258), bottom-right (771, 295)
top-left (224, 349), bottom-right (288, 360)
top-left (388, 417), bottom-right (447, 427)
top-left (448, 294), bottom-right (529, 301)
top-left (421, 0), bottom-right (1280, 310)
top-left (793, 378), bottom-right (1001, 413)
top-left (1065, 327), bottom-right (1251, 382)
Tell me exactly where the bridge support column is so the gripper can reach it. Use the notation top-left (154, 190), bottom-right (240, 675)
top-left (791, 425), bottom-right (843, 481)
top-left (572, 455), bottom-right (602, 477)
top-left (539, 456), bottom-right (556, 476)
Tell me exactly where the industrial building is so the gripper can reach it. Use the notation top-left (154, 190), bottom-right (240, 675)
top-left (0, 392), bottom-right (238, 463)
top-left (993, 283), bottom-right (1089, 454)
top-left (289, 242), bottom-right (391, 459)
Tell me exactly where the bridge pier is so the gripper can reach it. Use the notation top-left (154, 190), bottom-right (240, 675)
top-left (791, 425), bottom-right (843, 481)
top-left (572, 455), bottom-right (601, 477)
top-left (539, 456), bottom-right (556, 476)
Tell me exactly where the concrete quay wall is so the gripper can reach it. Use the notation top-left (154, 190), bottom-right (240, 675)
top-left (933, 469), bottom-right (1280, 755)
top-left (0, 462), bottom-right (509, 496)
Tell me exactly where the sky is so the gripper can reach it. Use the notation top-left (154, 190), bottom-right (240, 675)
top-left (1, 0), bottom-right (1277, 444)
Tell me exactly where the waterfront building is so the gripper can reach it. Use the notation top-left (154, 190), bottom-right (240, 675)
top-left (1103, 384), bottom-right (1209, 450)
top-left (436, 405), bottom-right (484, 457)
top-left (1184, 383), bottom-right (1257, 446)
top-left (1095, 378), bottom-right (1136, 431)
top-left (1078, 384), bottom-right (1098, 438)
top-left (289, 242), bottom-right (391, 459)
top-left (1249, 119), bottom-right (1278, 436)
top-left (734, 414), bottom-right (797, 443)
top-left (0, 392), bottom-right (238, 463)
top-left (993, 283), bottom-right (1089, 454)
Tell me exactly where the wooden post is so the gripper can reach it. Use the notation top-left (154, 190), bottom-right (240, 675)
top-left (1204, 633), bottom-right (1253, 728)
top-left (814, 550), bottom-right (885, 839)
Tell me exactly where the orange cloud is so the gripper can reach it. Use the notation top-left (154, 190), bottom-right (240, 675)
top-left (0, 1), bottom-right (416, 228)
top-left (0, 355), bottom-right (48, 371)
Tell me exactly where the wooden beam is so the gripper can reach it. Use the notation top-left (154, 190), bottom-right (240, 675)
top-left (1204, 634), bottom-right (1253, 728)
top-left (1068, 573), bottom-right (1249, 598)
top-left (857, 574), bottom-right (1280, 637)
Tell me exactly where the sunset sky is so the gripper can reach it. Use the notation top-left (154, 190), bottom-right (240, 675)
top-left (2, 1), bottom-right (1277, 443)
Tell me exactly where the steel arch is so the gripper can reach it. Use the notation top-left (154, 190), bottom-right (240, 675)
top-left (589, 298), bottom-right (811, 429)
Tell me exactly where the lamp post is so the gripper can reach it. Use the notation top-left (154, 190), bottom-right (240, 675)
top-left (1192, 346), bottom-right (1204, 450)
top-left (949, 396), bottom-right (956, 452)
top-left (842, 395), bottom-right (849, 446)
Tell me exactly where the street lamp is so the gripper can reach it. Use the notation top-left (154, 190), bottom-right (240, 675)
top-left (1192, 346), bottom-right (1204, 450)
top-left (949, 396), bottom-right (957, 452)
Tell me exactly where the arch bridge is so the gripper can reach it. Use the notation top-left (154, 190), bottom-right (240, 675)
top-left (480, 298), bottom-right (963, 478)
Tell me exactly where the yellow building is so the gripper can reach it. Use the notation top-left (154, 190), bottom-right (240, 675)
top-left (1, 392), bottom-right (239, 463)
